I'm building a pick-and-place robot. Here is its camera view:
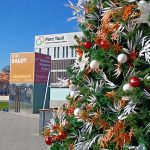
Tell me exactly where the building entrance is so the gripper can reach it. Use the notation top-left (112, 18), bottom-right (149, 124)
top-left (9, 84), bottom-right (33, 113)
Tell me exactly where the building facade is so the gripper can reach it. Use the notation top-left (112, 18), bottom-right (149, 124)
top-left (34, 32), bottom-right (83, 87)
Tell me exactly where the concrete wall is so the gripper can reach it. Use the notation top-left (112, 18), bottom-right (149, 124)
top-left (50, 100), bottom-right (67, 108)
top-left (50, 87), bottom-right (69, 108)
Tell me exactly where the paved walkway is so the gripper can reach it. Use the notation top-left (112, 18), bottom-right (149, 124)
top-left (0, 111), bottom-right (48, 150)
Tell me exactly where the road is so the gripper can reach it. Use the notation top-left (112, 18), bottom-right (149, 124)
top-left (0, 111), bottom-right (48, 150)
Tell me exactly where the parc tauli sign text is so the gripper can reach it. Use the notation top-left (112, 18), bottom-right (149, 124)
top-left (45, 36), bottom-right (65, 42)
top-left (34, 32), bottom-right (83, 48)
top-left (35, 35), bottom-right (67, 47)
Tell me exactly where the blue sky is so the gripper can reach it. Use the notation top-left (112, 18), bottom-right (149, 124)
top-left (0, 0), bottom-right (79, 70)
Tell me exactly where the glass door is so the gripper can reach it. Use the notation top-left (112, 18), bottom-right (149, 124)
top-left (9, 84), bottom-right (33, 113)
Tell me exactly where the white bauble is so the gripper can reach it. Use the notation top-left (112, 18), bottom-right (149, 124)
top-left (117, 54), bottom-right (128, 63)
top-left (90, 60), bottom-right (100, 69)
top-left (123, 83), bottom-right (133, 92)
top-left (69, 84), bottom-right (77, 91)
top-left (74, 108), bottom-right (82, 117)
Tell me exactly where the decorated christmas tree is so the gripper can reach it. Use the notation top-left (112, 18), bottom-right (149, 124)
top-left (44, 0), bottom-right (150, 149)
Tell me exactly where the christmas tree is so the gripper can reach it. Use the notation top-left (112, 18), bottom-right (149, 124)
top-left (44, 0), bottom-right (150, 149)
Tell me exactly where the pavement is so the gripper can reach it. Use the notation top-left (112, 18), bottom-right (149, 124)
top-left (0, 111), bottom-right (48, 150)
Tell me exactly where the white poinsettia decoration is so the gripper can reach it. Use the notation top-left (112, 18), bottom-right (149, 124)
top-left (139, 36), bottom-right (150, 63)
top-left (77, 0), bottom-right (90, 5)
top-left (74, 132), bottom-right (102, 150)
top-left (118, 101), bottom-right (138, 120)
top-left (85, 77), bottom-right (104, 92)
top-left (108, 101), bottom-right (123, 112)
top-left (123, 31), bottom-right (143, 54)
top-left (102, 72), bottom-right (117, 89)
top-left (144, 89), bottom-right (150, 99)
top-left (86, 94), bottom-right (97, 106)
top-left (46, 110), bottom-right (67, 133)
top-left (56, 77), bottom-right (69, 87)
top-left (108, 96), bottom-right (130, 113)
top-left (114, 64), bottom-right (122, 77)
top-left (67, 0), bottom-right (105, 23)
top-left (144, 122), bottom-right (150, 134)
top-left (127, 144), bottom-right (146, 150)
top-left (81, 121), bottom-right (93, 135)
top-left (66, 0), bottom-right (85, 23)
top-left (125, 67), bottom-right (135, 79)
top-left (72, 53), bottom-right (89, 74)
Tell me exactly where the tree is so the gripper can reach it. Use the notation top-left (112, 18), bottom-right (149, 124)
top-left (2, 65), bottom-right (10, 73)
top-left (44, 0), bottom-right (150, 149)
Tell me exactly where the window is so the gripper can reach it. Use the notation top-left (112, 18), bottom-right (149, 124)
top-left (63, 47), bottom-right (65, 58)
top-left (39, 48), bottom-right (41, 53)
top-left (57, 47), bottom-right (60, 58)
top-left (54, 47), bottom-right (56, 58)
top-left (66, 46), bottom-right (68, 58)
top-left (71, 47), bottom-right (74, 57)
top-left (47, 48), bottom-right (49, 55)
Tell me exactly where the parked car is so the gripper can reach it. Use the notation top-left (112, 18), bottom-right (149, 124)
top-left (0, 89), bottom-right (9, 95)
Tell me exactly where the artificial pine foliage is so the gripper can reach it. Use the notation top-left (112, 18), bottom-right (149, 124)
top-left (44, 0), bottom-right (150, 149)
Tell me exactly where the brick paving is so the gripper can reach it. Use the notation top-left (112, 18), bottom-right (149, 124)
top-left (0, 111), bottom-right (48, 150)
